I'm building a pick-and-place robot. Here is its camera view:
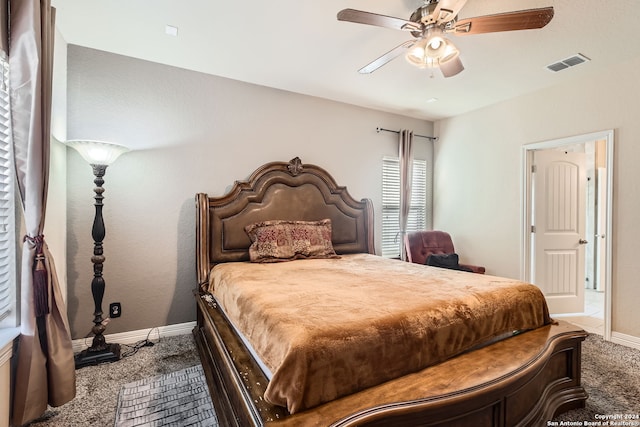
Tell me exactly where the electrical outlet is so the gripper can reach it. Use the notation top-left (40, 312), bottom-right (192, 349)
top-left (109, 302), bottom-right (122, 318)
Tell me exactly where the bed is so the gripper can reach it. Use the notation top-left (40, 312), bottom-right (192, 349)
top-left (193, 157), bottom-right (587, 427)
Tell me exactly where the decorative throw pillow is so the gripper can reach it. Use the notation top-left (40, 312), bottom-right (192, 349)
top-left (425, 253), bottom-right (472, 272)
top-left (425, 253), bottom-right (460, 269)
top-left (245, 219), bottom-right (339, 262)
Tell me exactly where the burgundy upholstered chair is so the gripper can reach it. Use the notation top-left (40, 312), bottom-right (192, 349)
top-left (404, 230), bottom-right (485, 274)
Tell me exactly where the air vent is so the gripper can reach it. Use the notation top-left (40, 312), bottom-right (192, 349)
top-left (546, 53), bottom-right (590, 72)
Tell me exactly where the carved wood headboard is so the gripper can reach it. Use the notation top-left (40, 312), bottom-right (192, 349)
top-left (195, 157), bottom-right (375, 286)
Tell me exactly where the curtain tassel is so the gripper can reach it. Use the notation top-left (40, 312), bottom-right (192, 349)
top-left (25, 234), bottom-right (50, 317)
top-left (25, 234), bottom-right (51, 356)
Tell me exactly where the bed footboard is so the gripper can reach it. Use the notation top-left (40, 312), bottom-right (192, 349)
top-left (194, 290), bottom-right (587, 427)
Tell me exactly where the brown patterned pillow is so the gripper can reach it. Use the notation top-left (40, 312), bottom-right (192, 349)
top-left (245, 219), bottom-right (339, 262)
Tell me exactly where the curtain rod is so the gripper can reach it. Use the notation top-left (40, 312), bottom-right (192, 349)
top-left (376, 127), bottom-right (438, 141)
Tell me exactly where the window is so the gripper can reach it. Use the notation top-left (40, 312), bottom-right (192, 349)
top-left (381, 156), bottom-right (428, 258)
top-left (0, 52), bottom-right (16, 327)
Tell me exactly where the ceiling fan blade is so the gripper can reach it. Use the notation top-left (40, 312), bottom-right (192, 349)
top-left (453, 7), bottom-right (554, 35)
top-left (440, 56), bottom-right (464, 78)
top-left (337, 9), bottom-right (422, 32)
top-left (430, 0), bottom-right (469, 25)
top-left (358, 40), bottom-right (416, 74)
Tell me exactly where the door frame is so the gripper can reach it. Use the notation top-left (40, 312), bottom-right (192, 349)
top-left (521, 130), bottom-right (614, 341)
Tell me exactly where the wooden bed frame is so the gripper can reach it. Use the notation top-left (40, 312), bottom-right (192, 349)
top-left (193, 157), bottom-right (588, 427)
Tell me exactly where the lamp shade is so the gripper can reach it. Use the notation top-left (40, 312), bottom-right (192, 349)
top-left (406, 38), bottom-right (429, 68)
top-left (67, 140), bottom-right (130, 166)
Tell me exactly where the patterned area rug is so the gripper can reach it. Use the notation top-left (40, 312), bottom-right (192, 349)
top-left (115, 365), bottom-right (218, 426)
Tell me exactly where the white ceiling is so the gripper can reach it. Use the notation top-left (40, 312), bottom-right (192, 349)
top-left (51, 0), bottom-right (640, 121)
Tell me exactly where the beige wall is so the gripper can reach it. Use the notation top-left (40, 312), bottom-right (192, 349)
top-left (434, 57), bottom-right (640, 340)
top-left (64, 46), bottom-right (433, 338)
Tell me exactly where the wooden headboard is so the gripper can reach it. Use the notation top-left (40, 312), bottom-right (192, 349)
top-left (195, 157), bottom-right (374, 286)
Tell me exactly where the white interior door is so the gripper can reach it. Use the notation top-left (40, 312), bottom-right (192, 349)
top-left (533, 149), bottom-right (587, 314)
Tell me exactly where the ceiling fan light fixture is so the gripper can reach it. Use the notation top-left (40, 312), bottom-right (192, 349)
top-left (405, 27), bottom-right (459, 69)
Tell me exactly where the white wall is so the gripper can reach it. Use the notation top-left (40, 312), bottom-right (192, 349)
top-left (434, 56), bottom-right (640, 340)
top-left (65, 46), bottom-right (433, 338)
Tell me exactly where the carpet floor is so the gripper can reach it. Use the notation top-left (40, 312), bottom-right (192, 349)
top-left (29, 331), bottom-right (639, 426)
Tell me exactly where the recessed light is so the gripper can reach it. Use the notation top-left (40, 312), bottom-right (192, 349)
top-left (165, 25), bottom-right (178, 37)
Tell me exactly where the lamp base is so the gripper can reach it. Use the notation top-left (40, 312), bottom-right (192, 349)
top-left (74, 343), bottom-right (121, 369)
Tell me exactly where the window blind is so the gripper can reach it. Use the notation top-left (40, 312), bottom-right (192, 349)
top-left (0, 53), bottom-right (15, 325)
top-left (381, 157), bottom-right (427, 258)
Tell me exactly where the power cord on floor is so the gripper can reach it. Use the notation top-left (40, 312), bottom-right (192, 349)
top-left (121, 327), bottom-right (160, 358)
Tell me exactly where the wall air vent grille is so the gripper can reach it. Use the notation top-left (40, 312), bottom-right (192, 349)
top-left (546, 53), bottom-right (590, 72)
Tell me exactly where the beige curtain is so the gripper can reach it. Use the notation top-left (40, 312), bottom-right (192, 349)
top-left (9, 0), bottom-right (76, 424)
top-left (399, 129), bottom-right (413, 261)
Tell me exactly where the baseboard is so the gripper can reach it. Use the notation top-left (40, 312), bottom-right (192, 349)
top-left (610, 331), bottom-right (640, 351)
top-left (72, 321), bottom-right (196, 353)
top-left (71, 321), bottom-right (640, 353)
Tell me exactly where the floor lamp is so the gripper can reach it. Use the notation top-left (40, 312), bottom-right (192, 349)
top-left (68, 140), bottom-right (129, 368)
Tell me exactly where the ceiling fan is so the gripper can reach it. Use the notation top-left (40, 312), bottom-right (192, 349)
top-left (337, 0), bottom-right (554, 78)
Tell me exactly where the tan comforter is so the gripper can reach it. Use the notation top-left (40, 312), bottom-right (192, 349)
top-left (208, 253), bottom-right (551, 414)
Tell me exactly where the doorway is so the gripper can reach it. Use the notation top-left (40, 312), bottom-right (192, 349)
top-left (521, 130), bottom-right (613, 340)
